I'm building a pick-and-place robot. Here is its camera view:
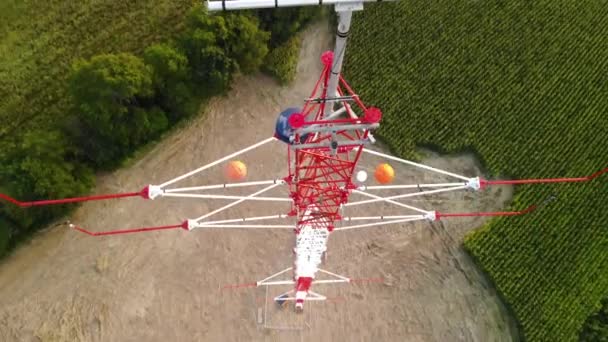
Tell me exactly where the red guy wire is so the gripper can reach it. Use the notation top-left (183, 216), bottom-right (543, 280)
top-left (436, 205), bottom-right (537, 220)
top-left (482, 167), bottom-right (607, 187)
top-left (0, 191), bottom-right (141, 208)
top-left (72, 223), bottom-right (185, 236)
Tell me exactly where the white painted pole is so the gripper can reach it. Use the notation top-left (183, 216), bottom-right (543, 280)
top-left (164, 179), bottom-right (285, 193)
top-left (350, 189), bottom-right (430, 214)
top-left (159, 137), bottom-right (276, 188)
top-left (361, 148), bottom-right (471, 181)
top-left (324, 10), bottom-right (353, 116)
top-left (162, 193), bottom-right (291, 202)
top-left (346, 185), bottom-right (468, 207)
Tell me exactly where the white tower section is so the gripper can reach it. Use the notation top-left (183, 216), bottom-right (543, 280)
top-left (294, 205), bottom-right (329, 279)
top-left (293, 205), bottom-right (330, 310)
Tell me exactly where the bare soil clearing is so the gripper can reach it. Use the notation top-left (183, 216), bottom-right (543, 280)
top-left (0, 21), bottom-right (517, 342)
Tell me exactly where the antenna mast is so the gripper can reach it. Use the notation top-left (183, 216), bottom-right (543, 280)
top-left (206, 0), bottom-right (391, 311)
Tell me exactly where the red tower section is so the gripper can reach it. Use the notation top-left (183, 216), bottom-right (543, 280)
top-left (286, 51), bottom-right (382, 230)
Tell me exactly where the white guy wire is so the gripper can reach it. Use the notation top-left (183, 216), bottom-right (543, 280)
top-left (257, 267), bottom-right (293, 285)
top-left (198, 214), bottom-right (289, 226)
top-left (334, 217), bottom-right (425, 231)
top-left (192, 224), bottom-right (294, 229)
top-left (194, 183), bottom-right (282, 222)
top-left (350, 190), bottom-right (430, 214)
top-left (160, 137), bottom-right (276, 188)
top-left (342, 215), bottom-right (425, 221)
top-left (263, 281), bottom-right (297, 286)
top-left (357, 182), bottom-right (466, 190)
top-left (317, 268), bottom-right (350, 281)
top-left (361, 148), bottom-right (470, 181)
top-left (346, 185), bottom-right (468, 208)
top-left (162, 193), bottom-right (291, 202)
top-left (164, 179), bottom-right (285, 193)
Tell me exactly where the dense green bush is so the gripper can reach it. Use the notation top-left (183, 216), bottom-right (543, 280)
top-left (69, 53), bottom-right (168, 167)
top-left (580, 299), bottom-right (608, 342)
top-left (180, 7), bottom-right (270, 91)
top-left (144, 43), bottom-right (196, 121)
top-left (0, 130), bottom-right (94, 231)
top-left (263, 35), bottom-right (302, 85)
top-left (256, 7), bottom-right (320, 48)
top-left (0, 218), bottom-right (12, 256)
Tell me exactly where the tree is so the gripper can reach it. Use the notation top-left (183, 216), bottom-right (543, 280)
top-left (144, 44), bottom-right (197, 120)
top-left (256, 7), bottom-right (320, 48)
top-left (222, 13), bottom-right (270, 73)
top-left (0, 217), bottom-right (11, 256)
top-left (180, 6), bottom-right (270, 91)
top-left (69, 53), bottom-right (168, 167)
top-left (580, 299), bottom-right (608, 342)
top-left (0, 131), bottom-right (94, 230)
top-left (263, 35), bottom-right (301, 84)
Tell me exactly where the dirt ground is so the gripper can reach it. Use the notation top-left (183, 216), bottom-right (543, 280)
top-left (0, 21), bottom-right (518, 342)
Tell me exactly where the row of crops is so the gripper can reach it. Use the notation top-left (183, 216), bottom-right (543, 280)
top-left (344, 0), bottom-right (608, 340)
top-left (0, 0), bottom-right (194, 139)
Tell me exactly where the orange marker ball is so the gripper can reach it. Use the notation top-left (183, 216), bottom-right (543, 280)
top-left (375, 163), bottom-right (395, 184)
top-left (225, 160), bottom-right (247, 181)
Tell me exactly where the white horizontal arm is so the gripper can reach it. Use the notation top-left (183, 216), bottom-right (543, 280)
top-left (262, 280), bottom-right (296, 286)
top-left (162, 193), bottom-right (291, 202)
top-left (257, 267), bottom-right (293, 285)
top-left (346, 185), bottom-right (468, 208)
top-left (309, 279), bottom-right (349, 284)
top-left (192, 224), bottom-right (294, 229)
top-left (194, 183), bottom-right (281, 222)
top-left (273, 293), bottom-right (327, 301)
top-left (349, 190), bottom-right (430, 214)
top-left (362, 148), bottom-right (470, 181)
top-left (335, 217), bottom-right (425, 231)
top-left (342, 215), bottom-right (425, 221)
top-left (358, 182), bottom-right (466, 190)
top-left (317, 268), bottom-right (350, 281)
top-left (160, 137), bottom-right (276, 188)
top-left (198, 214), bottom-right (289, 226)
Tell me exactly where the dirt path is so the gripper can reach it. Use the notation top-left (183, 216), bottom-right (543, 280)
top-left (0, 21), bottom-right (518, 342)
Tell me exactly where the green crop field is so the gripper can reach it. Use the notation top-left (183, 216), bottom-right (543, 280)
top-left (344, 1), bottom-right (608, 341)
top-left (0, 0), bottom-right (194, 139)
